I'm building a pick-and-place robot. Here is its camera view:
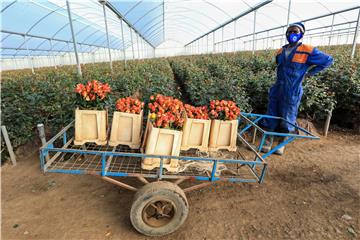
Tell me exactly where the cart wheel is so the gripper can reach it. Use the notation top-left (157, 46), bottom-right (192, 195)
top-left (130, 181), bottom-right (188, 237)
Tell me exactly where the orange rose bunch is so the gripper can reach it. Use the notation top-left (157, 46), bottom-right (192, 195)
top-left (115, 97), bottom-right (144, 114)
top-left (148, 94), bottom-right (185, 130)
top-left (184, 104), bottom-right (209, 120)
top-left (75, 80), bottom-right (111, 101)
top-left (209, 100), bottom-right (241, 120)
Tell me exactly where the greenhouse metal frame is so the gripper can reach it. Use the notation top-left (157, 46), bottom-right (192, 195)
top-left (1, 0), bottom-right (359, 74)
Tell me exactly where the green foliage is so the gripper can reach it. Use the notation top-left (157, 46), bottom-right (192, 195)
top-left (169, 45), bottom-right (360, 130)
top-left (1, 58), bottom-right (179, 149)
top-left (1, 45), bottom-right (359, 151)
top-left (169, 54), bottom-right (252, 111)
top-left (314, 48), bottom-right (360, 127)
top-left (1, 73), bottom-right (77, 147)
top-left (300, 76), bottom-right (336, 119)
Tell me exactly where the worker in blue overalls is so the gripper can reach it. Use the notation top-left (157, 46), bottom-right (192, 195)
top-left (262, 22), bottom-right (333, 155)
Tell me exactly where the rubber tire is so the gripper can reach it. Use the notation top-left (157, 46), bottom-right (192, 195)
top-left (130, 181), bottom-right (188, 237)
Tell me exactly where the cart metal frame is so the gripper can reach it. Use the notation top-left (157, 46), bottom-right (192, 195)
top-left (38, 112), bottom-right (319, 236)
top-left (39, 113), bottom-right (319, 192)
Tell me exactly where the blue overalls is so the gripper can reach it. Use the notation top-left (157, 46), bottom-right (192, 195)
top-left (263, 43), bottom-right (333, 132)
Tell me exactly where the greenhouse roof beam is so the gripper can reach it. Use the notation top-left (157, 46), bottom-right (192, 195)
top-left (1, 0), bottom-right (17, 13)
top-left (1, 29), bottom-right (116, 50)
top-left (266, 29), bottom-right (356, 43)
top-left (138, 10), bottom-right (217, 35)
top-left (104, 1), bottom-right (155, 48)
top-left (132, 2), bottom-right (162, 27)
top-left (217, 20), bottom-right (358, 44)
top-left (142, 15), bottom-right (211, 40)
top-left (1, 53), bottom-right (60, 58)
top-left (147, 25), bottom-right (202, 45)
top-left (224, 5), bottom-right (360, 43)
top-left (2, 46), bottom-right (73, 53)
top-left (185, 0), bottom-right (273, 46)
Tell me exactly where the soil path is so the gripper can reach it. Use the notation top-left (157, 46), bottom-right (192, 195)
top-left (2, 131), bottom-right (359, 240)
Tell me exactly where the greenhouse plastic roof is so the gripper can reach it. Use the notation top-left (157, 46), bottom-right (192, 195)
top-left (1, 0), bottom-right (359, 58)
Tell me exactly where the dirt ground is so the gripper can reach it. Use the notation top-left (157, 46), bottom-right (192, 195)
top-left (2, 129), bottom-right (360, 240)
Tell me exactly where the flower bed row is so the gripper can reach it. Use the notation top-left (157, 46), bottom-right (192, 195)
top-left (1, 58), bottom-right (180, 153)
top-left (1, 44), bottom-right (359, 159)
top-left (168, 45), bottom-right (360, 130)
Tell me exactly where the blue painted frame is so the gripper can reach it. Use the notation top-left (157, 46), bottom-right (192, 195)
top-left (39, 113), bottom-right (319, 185)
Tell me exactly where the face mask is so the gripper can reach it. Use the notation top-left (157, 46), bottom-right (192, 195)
top-left (286, 32), bottom-right (303, 44)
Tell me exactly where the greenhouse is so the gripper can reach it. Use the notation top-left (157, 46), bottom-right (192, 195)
top-left (1, 0), bottom-right (360, 239)
top-left (1, 0), bottom-right (359, 71)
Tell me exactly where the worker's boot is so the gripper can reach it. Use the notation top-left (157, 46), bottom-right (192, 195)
top-left (274, 137), bottom-right (287, 155)
top-left (261, 136), bottom-right (273, 153)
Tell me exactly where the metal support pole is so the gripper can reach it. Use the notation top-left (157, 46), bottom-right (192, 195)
top-left (130, 28), bottom-right (135, 60)
top-left (1, 126), bottom-right (17, 166)
top-left (346, 23), bottom-right (351, 44)
top-left (283, 0), bottom-right (292, 45)
top-left (101, 3), bottom-right (113, 72)
top-left (136, 34), bottom-right (140, 59)
top-left (252, 10), bottom-right (257, 55)
top-left (120, 19), bottom-right (127, 68)
top-left (221, 27), bottom-right (224, 54)
top-left (37, 124), bottom-right (49, 162)
top-left (206, 34), bottom-right (209, 53)
top-left (323, 110), bottom-right (332, 137)
top-left (140, 38), bottom-right (143, 58)
top-left (213, 32), bottom-right (215, 53)
top-left (24, 35), bottom-right (35, 74)
top-left (351, 8), bottom-right (360, 59)
top-left (197, 40), bottom-right (199, 54)
top-left (328, 14), bottom-right (335, 45)
top-left (67, 41), bottom-right (71, 65)
top-left (142, 39), bottom-right (145, 58)
top-left (163, 0), bottom-right (165, 42)
top-left (203, 37), bottom-right (206, 53)
top-left (49, 39), bottom-right (57, 69)
top-left (78, 43), bottom-right (82, 63)
top-left (233, 20), bottom-right (237, 52)
top-left (66, 0), bottom-right (82, 76)
top-left (144, 43), bottom-right (147, 58)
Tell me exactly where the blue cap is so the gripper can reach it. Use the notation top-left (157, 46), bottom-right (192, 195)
top-left (288, 22), bottom-right (305, 34)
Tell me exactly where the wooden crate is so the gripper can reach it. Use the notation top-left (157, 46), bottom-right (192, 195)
top-left (74, 109), bottom-right (107, 145)
top-left (209, 119), bottom-right (238, 152)
top-left (141, 119), bottom-right (182, 172)
top-left (109, 110), bottom-right (143, 149)
top-left (181, 116), bottom-right (211, 152)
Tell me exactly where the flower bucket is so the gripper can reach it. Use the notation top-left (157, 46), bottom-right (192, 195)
top-left (209, 119), bottom-right (238, 152)
top-left (74, 108), bottom-right (107, 145)
top-left (141, 118), bottom-right (182, 172)
top-left (109, 110), bottom-right (143, 149)
top-left (181, 116), bottom-right (211, 152)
